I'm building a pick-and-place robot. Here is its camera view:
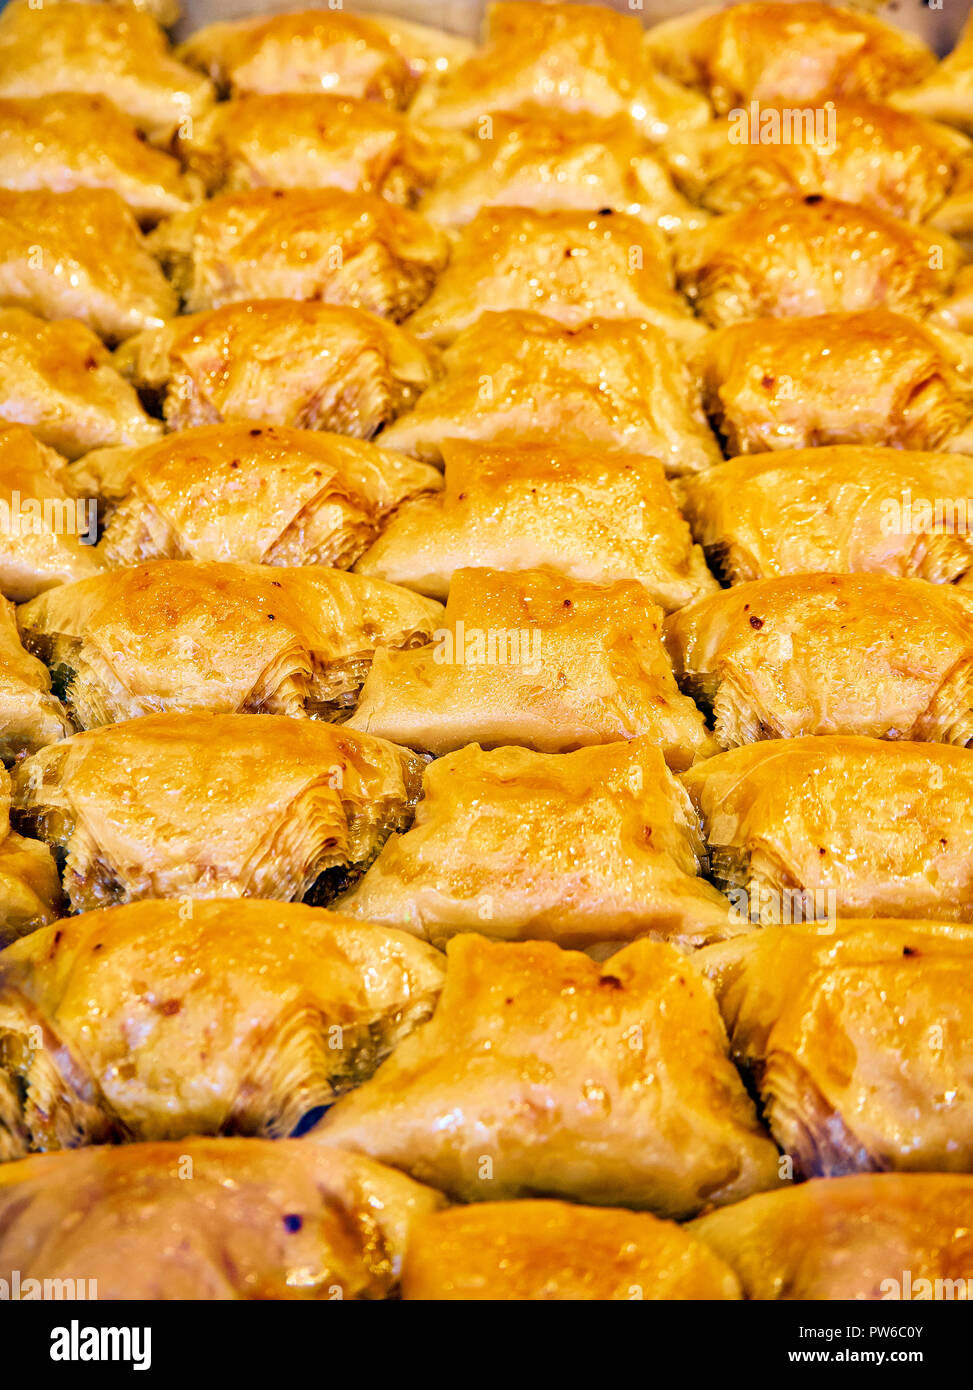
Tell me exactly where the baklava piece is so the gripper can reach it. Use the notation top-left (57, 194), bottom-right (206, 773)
top-left (0, 596), bottom-right (70, 756)
top-left (667, 574), bottom-right (973, 748)
top-left (0, 0), bottom-right (213, 145)
top-left (115, 300), bottom-right (438, 435)
top-left (355, 439), bottom-right (715, 611)
top-left (410, 0), bottom-right (708, 140)
top-left (18, 561), bottom-right (442, 727)
top-left (336, 738), bottom-right (734, 950)
top-left (11, 712), bottom-right (424, 913)
top-left (691, 1174), bottom-right (973, 1300)
top-left (893, 9), bottom-right (973, 134)
top-left (0, 898), bottom-right (445, 1151)
top-left (682, 736), bottom-right (973, 923)
top-left (647, 2), bottom-right (935, 113)
top-left (73, 424), bottom-right (440, 570)
top-left (0, 425), bottom-right (104, 601)
top-left (0, 764), bottom-right (61, 947)
top-left (178, 94), bottom-right (461, 201)
top-left (314, 934), bottom-right (778, 1215)
top-left (348, 567), bottom-right (715, 766)
top-left (692, 311), bottom-right (973, 455)
top-left (0, 1139), bottom-right (443, 1300)
top-left (678, 446), bottom-right (973, 586)
top-left (150, 188), bottom-right (449, 318)
top-left (664, 100), bottom-right (971, 223)
top-left (0, 94), bottom-right (200, 224)
top-left (379, 311), bottom-right (721, 475)
top-left (401, 1202), bottom-right (741, 1301)
top-left (676, 195), bottom-right (961, 326)
top-left (698, 919), bottom-right (973, 1177)
top-left (0, 188), bottom-right (175, 343)
top-left (0, 310), bottom-right (161, 461)
top-left (420, 111), bottom-right (703, 234)
top-left (406, 207), bottom-right (704, 348)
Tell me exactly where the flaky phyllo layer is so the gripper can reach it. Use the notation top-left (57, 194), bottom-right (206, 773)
top-left (9, 713), bottom-right (425, 913)
top-left (68, 424), bottom-right (441, 570)
top-left (18, 561), bottom-right (442, 727)
top-left (0, 899), bottom-right (445, 1157)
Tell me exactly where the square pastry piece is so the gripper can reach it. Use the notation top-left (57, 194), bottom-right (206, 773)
top-left (0, 311), bottom-right (161, 461)
top-left (0, 899), bottom-right (445, 1153)
top-left (420, 112), bottom-right (702, 234)
top-left (691, 1174), bottom-right (973, 1301)
top-left (677, 196), bottom-right (961, 327)
top-left (0, 763), bottom-right (61, 948)
top-left (401, 1202), bottom-right (741, 1301)
top-left (893, 10), bottom-right (973, 133)
top-left (666, 575), bottom-right (973, 748)
top-left (336, 738), bottom-right (733, 950)
top-left (0, 595), bottom-right (70, 757)
top-left (692, 310), bottom-right (973, 455)
top-left (699, 920), bottom-right (973, 1179)
top-left (410, 0), bottom-right (708, 140)
top-left (18, 561), bottom-right (443, 728)
top-left (0, 1), bottom-right (214, 145)
top-left (313, 934), bottom-right (778, 1215)
top-left (115, 300), bottom-right (438, 435)
top-left (379, 311), bottom-right (720, 475)
top-left (149, 189), bottom-right (449, 318)
top-left (0, 188), bottom-right (175, 343)
top-left (74, 425), bottom-right (440, 571)
top-left (355, 440), bottom-right (715, 611)
top-left (179, 95), bottom-right (457, 201)
top-left (682, 736), bottom-right (973, 924)
top-left (647, 2), bottom-right (935, 113)
top-left (406, 207), bottom-right (704, 348)
top-left (11, 713), bottom-right (425, 913)
top-left (0, 1140), bottom-right (443, 1300)
top-left (348, 567), bottom-right (715, 766)
top-left (0, 95), bottom-right (201, 224)
top-left (678, 446), bottom-right (973, 586)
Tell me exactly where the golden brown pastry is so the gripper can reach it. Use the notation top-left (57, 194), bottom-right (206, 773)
top-left (336, 738), bottom-right (734, 951)
top-left (0, 309), bottom-right (161, 461)
top-left (348, 567), bottom-right (714, 766)
top-left (0, 898), bottom-right (445, 1151)
top-left (692, 311), bottom-right (973, 455)
top-left (178, 9), bottom-right (417, 104)
top-left (179, 94), bottom-right (459, 200)
top-left (11, 712), bottom-right (425, 914)
top-left (355, 439), bottom-right (716, 612)
top-left (665, 99), bottom-right (971, 223)
top-left (931, 157), bottom-right (973, 252)
top-left (647, 2), bottom-right (935, 113)
top-left (676, 195), bottom-right (961, 327)
top-left (893, 10), bottom-right (973, 134)
top-left (0, 94), bottom-right (200, 224)
top-left (691, 1174), bottom-right (973, 1300)
top-left (406, 206), bottom-right (704, 348)
top-left (0, 424), bottom-right (104, 602)
top-left (379, 311), bottom-right (721, 475)
top-left (150, 188), bottom-right (449, 318)
top-left (0, 595), bottom-right (70, 756)
top-left (0, 1), bottom-right (213, 145)
top-left (72, 424), bottom-right (440, 570)
top-left (314, 934), bottom-right (778, 1215)
top-left (698, 919), bottom-right (973, 1177)
top-left (420, 110), bottom-right (703, 233)
top-left (115, 300), bottom-right (438, 435)
top-left (0, 1139), bottom-right (443, 1300)
top-left (401, 1201), bottom-right (742, 1301)
top-left (0, 763), bottom-right (61, 947)
top-left (682, 736), bottom-right (973, 923)
top-left (0, 188), bottom-right (175, 343)
top-left (666, 574), bottom-right (973, 748)
top-left (410, 0), bottom-right (707, 140)
top-left (678, 446), bottom-right (973, 586)
top-left (18, 560), bottom-right (443, 728)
